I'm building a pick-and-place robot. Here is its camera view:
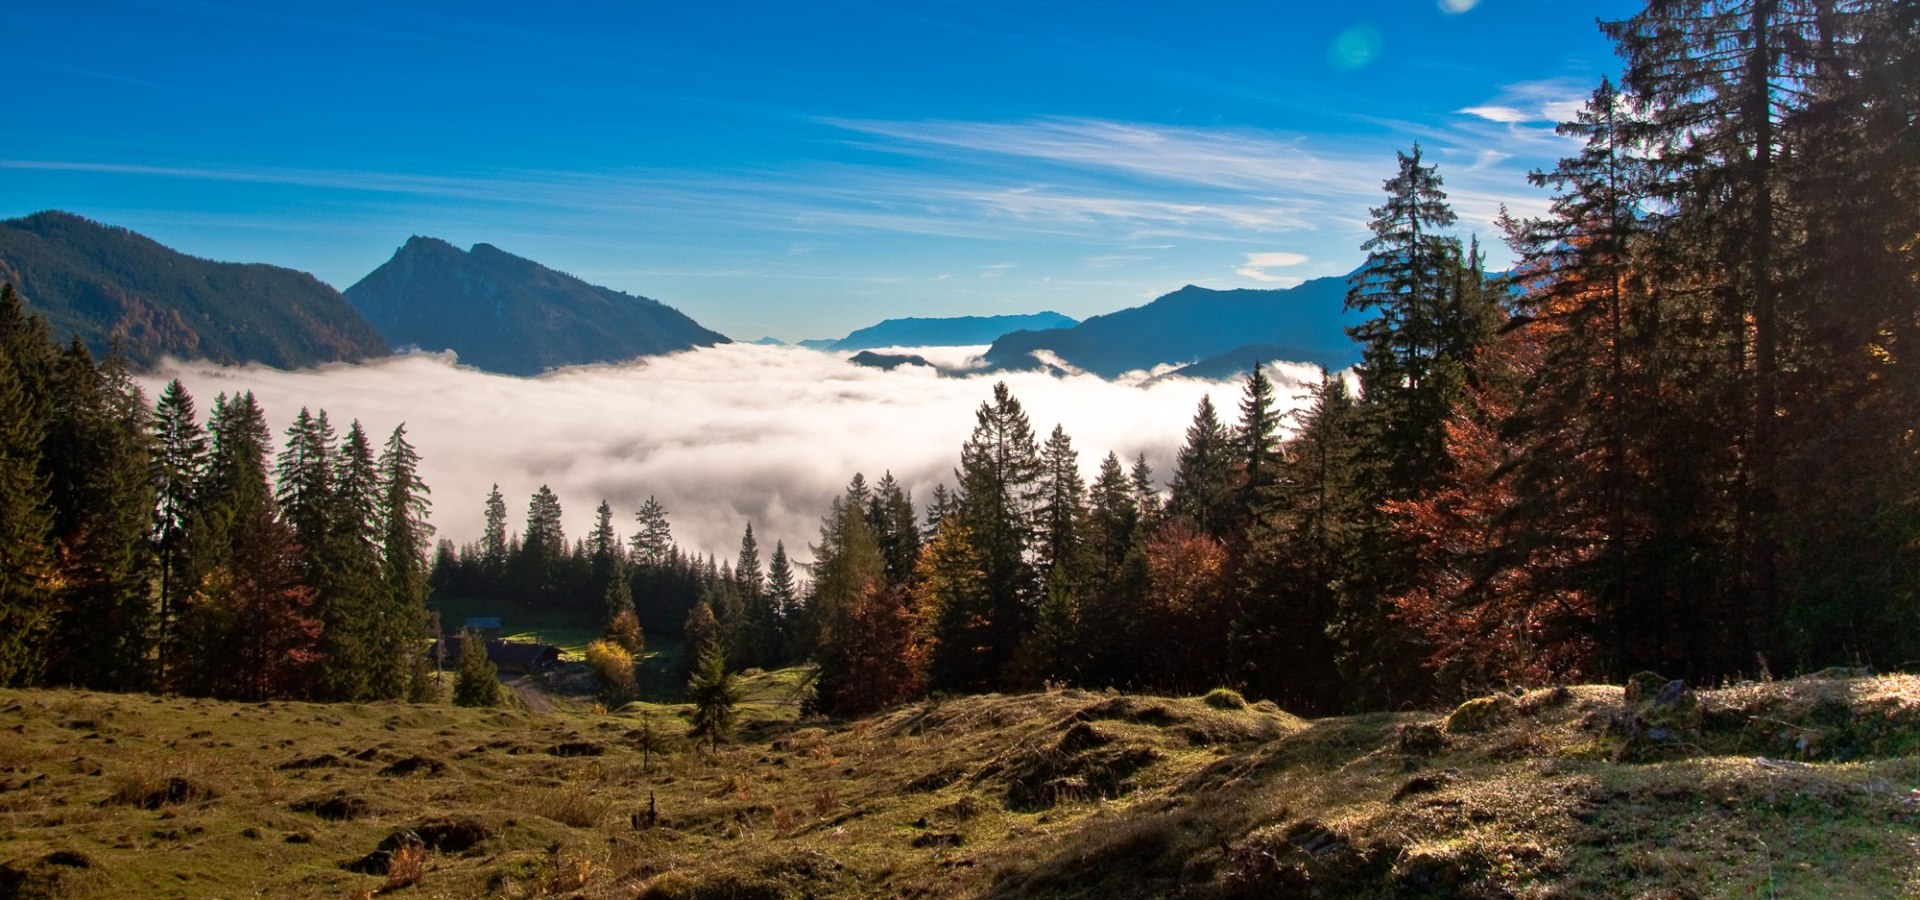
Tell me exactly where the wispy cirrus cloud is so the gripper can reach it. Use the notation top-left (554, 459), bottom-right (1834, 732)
top-left (830, 116), bottom-right (1386, 199)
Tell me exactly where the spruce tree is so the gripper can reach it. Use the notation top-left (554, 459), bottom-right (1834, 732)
top-left (1169, 395), bottom-right (1236, 538)
top-left (735, 523), bottom-right (782, 668)
top-left (1035, 424), bottom-right (1088, 587)
top-left (951, 382), bottom-right (1042, 685)
top-left (481, 484), bottom-right (509, 580)
top-left (588, 499), bottom-right (620, 601)
top-left (630, 496), bottom-right (674, 569)
top-left (150, 380), bottom-right (207, 684)
top-left (1242, 370), bottom-right (1358, 712)
top-left (765, 541), bottom-right (800, 659)
top-left (685, 638), bottom-right (739, 751)
top-left (1129, 453), bottom-right (1162, 526)
top-left (867, 473), bottom-right (921, 587)
top-left (516, 485), bottom-right (565, 606)
top-left (319, 420), bottom-right (385, 700)
top-left (376, 424), bottom-right (433, 699)
top-left (453, 628), bottom-right (503, 707)
top-left (42, 342), bottom-right (155, 690)
top-left (0, 286), bottom-right (57, 686)
top-left (1235, 364), bottom-right (1282, 525)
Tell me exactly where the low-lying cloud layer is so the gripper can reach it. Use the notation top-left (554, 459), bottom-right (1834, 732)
top-left (140, 345), bottom-right (1324, 566)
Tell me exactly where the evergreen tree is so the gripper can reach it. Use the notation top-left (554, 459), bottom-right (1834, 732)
top-left (1346, 144), bottom-right (1471, 498)
top-left (1235, 364), bottom-right (1282, 525)
top-left (453, 628), bottom-right (503, 707)
top-left (1169, 395), bottom-right (1236, 538)
top-left (735, 522), bottom-right (783, 668)
top-left (867, 472), bottom-right (921, 586)
top-left (1034, 424), bottom-right (1088, 586)
top-left (1242, 371), bottom-right (1359, 712)
top-left (765, 541), bottom-right (800, 658)
top-left (1335, 146), bottom-right (1492, 709)
top-left (1086, 452), bottom-right (1141, 578)
top-left (807, 476), bottom-right (886, 657)
top-left (588, 499), bottom-right (620, 600)
top-left (605, 550), bottom-right (636, 621)
top-left (42, 342), bottom-right (155, 690)
top-left (924, 483), bottom-right (957, 539)
top-left (275, 408), bottom-right (338, 552)
top-left (1129, 453), bottom-right (1162, 526)
top-left (375, 424), bottom-right (433, 699)
top-left (0, 285), bottom-right (57, 685)
top-left (481, 484), bottom-right (509, 580)
top-left (149, 380), bottom-right (206, 684)
top-left (686, 638), bottom-right (739, 751)
top-left (1604, 0), bottom-right (1817, 662)
top-left (515, 485), bottom-right (565, 606)
top-left (171, 392), bottom-right (273, 693)
top-left (630, 496), bottom-right (674, 569)
top-left (319, 420), bottom-right (385, 700)
top-left (950, 382), bottom-right (1042, 685)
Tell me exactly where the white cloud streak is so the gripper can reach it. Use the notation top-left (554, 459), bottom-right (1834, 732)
top-left (1235, 250), bottom-right (1309, 282)
top-left (138, 346), bottom-right (1324, 568)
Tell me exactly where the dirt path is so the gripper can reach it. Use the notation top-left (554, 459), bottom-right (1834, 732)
top-left (506, 675), bottom-right (556, 713)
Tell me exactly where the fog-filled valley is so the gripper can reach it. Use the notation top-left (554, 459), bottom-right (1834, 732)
top-left (138, 345), bottom-right (1324, 562)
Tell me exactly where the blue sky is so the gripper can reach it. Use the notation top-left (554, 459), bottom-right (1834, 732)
top-left (6, 0), bottom-right (1638, 341)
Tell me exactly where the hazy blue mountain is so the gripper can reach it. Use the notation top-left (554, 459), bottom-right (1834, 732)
top-left (983, 276), bottom-right (1362, 377)
top-left (1158, 343), bottom-right (1339, 381)
top-left (0, 210), bottom-right (388, 369)
top-left (807, 311), bottom-right (1077, 351)
top-left (345, 237), bottom-right (729, 376)
top-left (750, 337), bottom-right (788, 346)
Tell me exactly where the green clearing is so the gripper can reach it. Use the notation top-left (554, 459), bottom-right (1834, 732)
top-left (1, 673), bottom-right (1915, 898)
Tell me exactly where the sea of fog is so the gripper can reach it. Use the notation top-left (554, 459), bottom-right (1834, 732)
top-left (138, 344), bottom-right (1326, 565)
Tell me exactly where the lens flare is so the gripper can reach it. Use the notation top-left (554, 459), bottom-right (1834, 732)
top-left (1328, 26), bottom-right (1383, 71)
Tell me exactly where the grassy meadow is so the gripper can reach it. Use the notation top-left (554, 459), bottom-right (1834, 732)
top-left (1, 672), bottom-right (1916, 898)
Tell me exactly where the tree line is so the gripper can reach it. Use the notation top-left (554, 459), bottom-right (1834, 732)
top-left (0, 284), bottom-right (435, 700)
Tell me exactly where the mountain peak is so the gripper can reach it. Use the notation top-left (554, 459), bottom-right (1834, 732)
top-left (345, 238), bottom-right (728, 376)
top-left (0, 211), bottom-right (386, 368)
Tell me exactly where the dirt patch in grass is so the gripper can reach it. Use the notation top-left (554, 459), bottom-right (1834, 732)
top-left (103, 775), bottom-right (215, 810)
top-left (377, 754), bottom-right (446, 777)
top-left (291, 791), bottom-right (371, 821)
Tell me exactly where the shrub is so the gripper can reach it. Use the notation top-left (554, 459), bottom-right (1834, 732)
top-left (608, 610), bottom-right (645, 656)
top-left (585, 640), bottom-right (638, 705)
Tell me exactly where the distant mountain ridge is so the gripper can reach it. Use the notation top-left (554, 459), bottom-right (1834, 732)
top-left (984, 276), bottom-right (1364, 378)
top-left (0, 210), bottom-right (388, 369)
top-left (804, 311), bottom-right (1077, 351)
top-left (345, 237), bottom-right (729, 376)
